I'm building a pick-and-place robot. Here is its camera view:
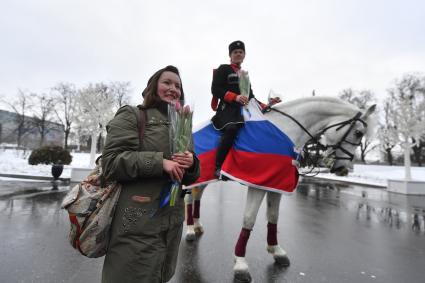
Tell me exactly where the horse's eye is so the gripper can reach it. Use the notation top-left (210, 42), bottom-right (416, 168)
top-left (355, 130), bottom-right (364, 139)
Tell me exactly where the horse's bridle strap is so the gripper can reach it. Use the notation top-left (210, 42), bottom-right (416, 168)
top-left (323, 112), bottom-right (366, 161)
top-left (269, 108), bottom-right (366, 161)
top-left (269, 108), bottom-right (319, 143)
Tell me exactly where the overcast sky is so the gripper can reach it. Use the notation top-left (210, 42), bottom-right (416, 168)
top-left (1, 0), bottom-right (424, 123)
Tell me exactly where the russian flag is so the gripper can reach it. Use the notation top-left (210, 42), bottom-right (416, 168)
top-left (187, 101), bottom-right (299, 194)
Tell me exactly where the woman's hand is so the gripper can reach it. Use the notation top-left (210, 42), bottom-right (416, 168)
top-left (163, 159), bottom-right (184, 182)
top-left (171, 151), bottom-right (194, 169)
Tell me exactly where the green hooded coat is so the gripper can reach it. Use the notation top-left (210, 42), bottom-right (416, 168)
top-left (101, 104), bottom-right (200, 283)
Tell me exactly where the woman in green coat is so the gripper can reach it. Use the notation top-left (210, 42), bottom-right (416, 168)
top-left (101, 65), bottom-right (200, 283)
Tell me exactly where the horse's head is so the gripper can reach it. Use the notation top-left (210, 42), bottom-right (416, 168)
top-left (321, 104), bottom-right (376, 176)
top-left (268, 97), bottom-right (377, 176)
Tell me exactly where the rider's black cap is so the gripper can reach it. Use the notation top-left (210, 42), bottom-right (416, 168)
top-left (229, 40), bottom-right (245, 55)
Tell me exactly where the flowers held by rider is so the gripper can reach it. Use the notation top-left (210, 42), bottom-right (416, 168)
top-left (238, 69), bottom-right (251, 110)
top-left (238, 70), bottom-right (250, 99)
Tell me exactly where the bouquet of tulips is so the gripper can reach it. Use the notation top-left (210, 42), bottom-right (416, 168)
top-left (168, 101), bottom-right (193, 206)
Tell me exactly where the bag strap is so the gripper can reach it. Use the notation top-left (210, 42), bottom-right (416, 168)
top-left (135, 106), bottom-right (147, 150)
top-left (99, 106), bottom-right (146, 187)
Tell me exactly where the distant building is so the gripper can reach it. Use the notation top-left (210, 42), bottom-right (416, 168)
top-left (0, 109), bottom-right (64, 149)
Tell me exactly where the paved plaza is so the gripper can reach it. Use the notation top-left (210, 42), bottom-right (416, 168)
top-left (0, 178), bottom-right (424, 283)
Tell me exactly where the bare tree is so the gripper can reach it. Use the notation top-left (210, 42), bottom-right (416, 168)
top-left (378, 101), bottom-right (397, 165)
top-left (109, 81), bottom-right (132, 109)
top-left (75, 83), bottom-right (115, 167)
top-left (387, 73), bottom-right (425, 180)
top-left (411, 138), bottom-right (424, 166)
top-left (0, 89), bottom-right (32, 147)
top-left (338, 88), bottom-right (378, 162)
top-left (51, 82), bottom-right (78, 149)
top-left (30, 92), bottom-right (55, 146)
top-left (339, 88), bottom-right (375, 109)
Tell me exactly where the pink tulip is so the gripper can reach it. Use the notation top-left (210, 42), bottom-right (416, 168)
top-left (183, 104), bottom-right (191, 114)
top-left (174, 101), bottom-right (182, 111)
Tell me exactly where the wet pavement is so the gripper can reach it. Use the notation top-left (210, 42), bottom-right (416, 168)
top-left (1, 178), bottom-right (424, 283)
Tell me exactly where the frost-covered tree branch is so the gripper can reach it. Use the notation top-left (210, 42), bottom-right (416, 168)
top-left (387, 73), bottom-right (425, 179)
top-left (75, 83), bottom-right (115, 167)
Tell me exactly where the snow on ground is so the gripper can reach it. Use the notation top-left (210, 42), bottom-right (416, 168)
top-left (315, 164), bottom-right (425, 187)
top-left (0, 148), bottom-right (98, 179)
top-left (0, 148), bottom-right (424, 187)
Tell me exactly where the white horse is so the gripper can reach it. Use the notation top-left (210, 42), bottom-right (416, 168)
top-left (184, 97), bottom-right (376, 282)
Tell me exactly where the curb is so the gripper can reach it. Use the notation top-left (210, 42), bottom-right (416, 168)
top-left (306, 175), bottom-right (386, 188)
top-left (0, 173), bottom-right (70, 182)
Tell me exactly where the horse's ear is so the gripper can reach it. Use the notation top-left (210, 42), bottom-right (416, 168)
top-left (362, 104), bottom-right (376, 119)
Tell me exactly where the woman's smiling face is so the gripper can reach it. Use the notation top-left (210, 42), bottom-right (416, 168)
top-left (157, 71), bottom-right (182, 103)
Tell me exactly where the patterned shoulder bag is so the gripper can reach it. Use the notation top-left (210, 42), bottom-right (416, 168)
top-left (61, 106), bottom-right (146, 257)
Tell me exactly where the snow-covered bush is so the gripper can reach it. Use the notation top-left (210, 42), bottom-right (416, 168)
top-left (28, 146), bottom-right (72, 165)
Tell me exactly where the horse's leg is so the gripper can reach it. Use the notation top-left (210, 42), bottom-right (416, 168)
top-left (266, 191), bottom-right (290, 266)
top-left (234, 187), bottom-right (266, 282)
top-left (184, 185), bottom-right (206, 241)
top-left (184, 188), bottom-right (196, 241)
top-left (192, 186), bottom-right (205, 235)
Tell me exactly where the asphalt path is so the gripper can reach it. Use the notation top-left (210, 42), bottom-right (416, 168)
top-left (0, 178), bottom-right (424, 283)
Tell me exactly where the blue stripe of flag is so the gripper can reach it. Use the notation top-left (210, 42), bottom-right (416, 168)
top-left (193, 124), bottom-right (221, 155)
top-left (234, 120), bottom-right (297, 158)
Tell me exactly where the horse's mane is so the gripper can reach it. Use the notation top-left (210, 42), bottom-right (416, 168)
top-left (272, 96), bottom-right (376, 136)
top-left (275, 96), bottom-right (358, 115)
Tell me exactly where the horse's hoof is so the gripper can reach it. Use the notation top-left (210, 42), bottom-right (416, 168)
top-left (185, 226), bottom-right (196, 241)
top-left (194, 226), bottom-right (204, 235)
top-left (267, 245), bottom-right (290, 266)
top-left (233, 256), bottom-right (251, 282)
top-left (274, 254), bottom-right (290, 266)
top-left (234, 271), bottom-right (252, 283)
top-left (193, 220), bottom-right (204, 235)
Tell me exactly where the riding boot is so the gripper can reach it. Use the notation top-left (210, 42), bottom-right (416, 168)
top-left (215, 148), bottom-right (229, 180)
top-left (235, 228), bottom-right (251, 257)
top-left (215, 148), bottom-right (226, 178)
top-left (215, 124), bottom-right (241, 179)
top-left (214, 167), bottom-right (221, 178)
top-left (267, 222), bottom-right (278, 246)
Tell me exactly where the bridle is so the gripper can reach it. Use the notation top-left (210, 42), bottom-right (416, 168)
top-left (268, 108), bottom-right (367, 162)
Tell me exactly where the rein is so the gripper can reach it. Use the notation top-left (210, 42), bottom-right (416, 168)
top-left (268, 107), bottom-right (367, 164)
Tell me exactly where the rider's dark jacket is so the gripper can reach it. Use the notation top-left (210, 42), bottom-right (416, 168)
top-left (211, 63), bottom-right (255, 130)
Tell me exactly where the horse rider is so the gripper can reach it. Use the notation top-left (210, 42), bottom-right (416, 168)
top-left (211, 40), bottom-right (280, 178)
